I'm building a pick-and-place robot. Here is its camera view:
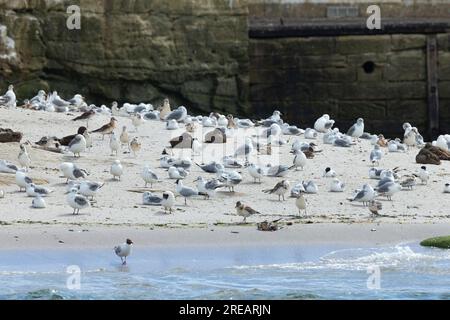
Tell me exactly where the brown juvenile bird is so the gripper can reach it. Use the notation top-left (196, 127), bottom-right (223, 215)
top-left (72, 110), bottom-right (95, 128)
top-left (235, 201), bottom-right (261, 222)
top-left (368, 200), bottom-right (382, 217)
top-left (158, 98), bottom-right (171, 120)
top-left (262, 180), bottom-right (290, 201)
top-left (304, 146), bottom-right (315, 159)
top-left (91, 117), bottom-right (118, 140)
top-left (226, 114), bottom-right (237, 129)
top-left (377, 134), bottom-right (388, 147)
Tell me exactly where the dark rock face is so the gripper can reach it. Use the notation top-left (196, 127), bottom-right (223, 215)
top-left (0, 0), bottom-right (249, 114)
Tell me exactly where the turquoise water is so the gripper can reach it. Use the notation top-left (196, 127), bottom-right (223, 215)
top-left (0, 243), bottom-right (450, 299)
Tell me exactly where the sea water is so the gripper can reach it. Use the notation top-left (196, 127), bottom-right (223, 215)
top-left (0, 242), bottom-right (449, 300)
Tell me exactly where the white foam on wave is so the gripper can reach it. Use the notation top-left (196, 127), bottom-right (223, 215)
top-left (231, 245), bottom-right (450, 273)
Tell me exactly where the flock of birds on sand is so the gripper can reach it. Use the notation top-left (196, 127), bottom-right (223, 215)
top-left (1, 84), bottom-right (450, 264)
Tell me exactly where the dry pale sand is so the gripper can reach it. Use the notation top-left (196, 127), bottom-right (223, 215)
top-left (0, 107), bottom-right (450, 249)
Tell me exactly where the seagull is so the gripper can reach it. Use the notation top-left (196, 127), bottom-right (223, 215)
top-left (266, 164), bottom-right (289, 177)
top-left (350, 184), bottom-right (376, 206)
top-left (18, 144), bottom-right (31, 171)
top-left (78, 181), bottom-right (104, 200)
top-left (0, 84), bottom-right (16, 108)
top-left (304, 128), bottom-right (318, 139)
top-left (32, 195), bottom-right (46, 209)
top-left (195, 176), bottom-right (223, 199)
top-left (403, 123), bottom-right (417, 147)
top-left (314, 114), bottom-right (335, 133)
top-left (368, 200), bottom-right (382, 217)
top-left (323, 167), bottom-right (337, 178)
top-left (370, 145), bottom-right (382, 165)
top-left (262, 180), bottom-right (290, 201)
top-left (142, 191), bottom-right (163, 205)
top-left (234, 137), bottom-right (254, 164)
top-left (111, 160), bottom-right (123, 180)
top-left (400, 175), bottom-right (416, 190)
top-left (235, 201), bottom-right (260, 222)
top-left (416, 166), bottom-right (429, 185)
top-left (109, 132), bottom-right (120, 156)
top-left (0, 159), bottom-right (18, 173)
top-left (15, 170), bottom-right (33, 192)
top-left (129, 137), bottom-right (141, 157)
top-left (196, 161), bottom-right (222, 173)
top-left (248, 163), bottom-right (264, 183)
top-left (161, 191), bottom-right (175, 213)
top-left (216, 167), bottom-right (242, 192)
top-left (222, 156), bottom-right (243, 169)
top-left (375, 181), bottom-right (401, 201)
top-left (60, 162), bottom-right (88, 182)
top-left (281, 123), bottom-right (304, 135)
top-left (217, 115), bottom-right (228, 127)
top-left (83, 130), bottom-right (92, 152)
top-left (72, 110), bottom-right (95, 128)
top-left (302, 180), bottom-right (318, 194)
top-left (141, 165), bottom-right (158, 187)
top-left (290, 149), bottom-right (307, 171)
top-left (131, 113), bottom-right (144, 132)
top-left (168, 166), bottom-right (188, 179)
top-left (26, 183), bottom-right (52, 197)
top-left (68, 94), bottom-right (85, 109)
top-left (67, 188), bottom-right (90, 214)
top-left (165, 106), bottom-right (187, 122)
top-left (444, 183), bottom-right (450, 193)
top-left (262, 123), bottom-right (282, 138)
top-left (114, 239), bottom-right (133, 265)
top-left (330, 178), bottom-right (345, 192)
top-left (235, 118), bottom-right (254, 129)
top-left (175, 179), bottom-right (201, 205)
top-left (119, 126), bottom-right (129, 147)
top-left (369, 167), bottom-right (383, 180)
top-left (347, 118), bottom-right (364, 139)
top-left (290, 182), bottom-right (306, 197)
top-left (91, 117), bottom-right (118, 140)
top-left (191, 138), bottom-right (201, 157)
top-left (0, 190), bottom-right (4, 198)
top-left (158, 98), bottom-right (171, 120)
top-left (166, 119), bottom-right (179, 130)
top-left (295, 192), bottom-right (307, 216)
top-left (68, 134), bottom-right (87, 157)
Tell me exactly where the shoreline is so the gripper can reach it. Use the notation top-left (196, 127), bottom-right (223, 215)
top-left (0, 222), bottom-right (448, 250)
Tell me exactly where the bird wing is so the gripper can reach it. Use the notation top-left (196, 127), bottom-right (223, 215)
top-left (68, 135), bottom-right (81, 148)
top-left (347, 124), bottom-right (356, 136)
top-left (91, 123), bottom-right (109, 133)
top-left (114, 246), bottom-right (121, 255)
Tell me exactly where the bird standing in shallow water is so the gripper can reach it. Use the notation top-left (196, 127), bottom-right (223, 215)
top-left (114, 239), bottom-right (133, 265)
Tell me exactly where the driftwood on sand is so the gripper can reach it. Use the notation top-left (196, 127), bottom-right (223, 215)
top-left (0, 128), bottom-right (22, 143)
top-left (416, 143), bottom-right (450, 165)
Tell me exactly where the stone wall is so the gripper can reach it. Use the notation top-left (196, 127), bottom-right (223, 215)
top-left (0, 0), bottom-right (249, 114)
top-left (250, 34), bottom-right (449, 136)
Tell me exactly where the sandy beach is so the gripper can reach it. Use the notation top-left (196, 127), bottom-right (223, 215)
top-left (1, 107), bottom-right (450, 250)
